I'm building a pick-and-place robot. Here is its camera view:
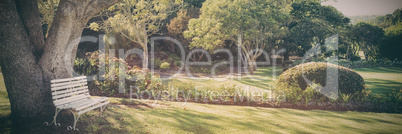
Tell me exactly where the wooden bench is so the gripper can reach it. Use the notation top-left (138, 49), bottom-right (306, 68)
top-left (44, 76), bottom-right (110, 130)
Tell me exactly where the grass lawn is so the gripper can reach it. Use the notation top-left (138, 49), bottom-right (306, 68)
top-left (354, 67), bottom-right (402, 95)
top-left (179, 66), bottom-right (402, 96)
top-left (0, 67), bottom-right (402, 133)
top-left (177, 67), bottom-right (282, 91)
top-left (79, 98), bottom-right (402, 133)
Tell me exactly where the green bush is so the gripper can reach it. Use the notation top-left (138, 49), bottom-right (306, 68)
top-left (175, 60), bottom-right (182, 67)
top-left (152, 57), bottom-right (163, 70)
top-left (160, 62), bottom-right (170, 71)
top-left (276, 62), bottom-right (366, 102)
top-left (187, 60), bottom-right (227, 74)
top-left (189, 66), bottom-right (211, 74)
top-left (74, 51), bottom-right (162, 96)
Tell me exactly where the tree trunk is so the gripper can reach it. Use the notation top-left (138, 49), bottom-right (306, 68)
top-left (346, 46), bottom-right (349, 60)
top-left (247, 60), bottom-right (255, 74)
top-left (0, 0), bottom-right (120, 122)
top-left (143, 44), bottom-right (149, 69)
top-left (39, 0), bottom-right (120, 79)
top-left (283, 51), bottom-right (290, 61)
top-left (0, 0), bottom-right (49, 119)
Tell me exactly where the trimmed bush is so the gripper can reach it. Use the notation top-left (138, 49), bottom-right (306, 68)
top-left (276, 62), bottom-right (365, 100)
top-left (160, 62), bottom-right (170, 71)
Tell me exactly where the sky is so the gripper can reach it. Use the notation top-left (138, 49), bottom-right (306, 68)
top-left (322, 0), bottom-right (402, 16)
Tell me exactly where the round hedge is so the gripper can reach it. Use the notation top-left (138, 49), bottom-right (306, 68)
top-left (276, 62), bottom-right (365, 95)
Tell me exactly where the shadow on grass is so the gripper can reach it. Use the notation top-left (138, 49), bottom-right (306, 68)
top-left (234, 67), bottom-right (282, 90)
top-left (364, 78), bottom-right (402, 94)
top-left (354, 67), bottom-right (402, 74)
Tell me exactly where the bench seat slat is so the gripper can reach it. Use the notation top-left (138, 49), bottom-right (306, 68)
top-left (51, 83), bottom-right (87, 92)
top-left (52, 86), bottom-right (87, 96)
top-left (53, 94), bottom-right (89, 106)
top-left (57, 98), bottom-right (91, 109)
top-left (50, 76), bottom-right (110, 128)
top-left (77, 101), bottom-right (110, 115)
top-left (53, 89), bottom-right (89, 100)
top-left (57, 98), bottom-right (94, 109)
top-left (74, 97), bottom-right (108, 111)
top-left (51, 80), bottom-right (87, 89)
top-left (51, 76), bottom-right (87, 83)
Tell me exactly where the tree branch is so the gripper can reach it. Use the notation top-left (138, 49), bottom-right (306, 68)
top-left (84, 0), bottom-right (121, 18)
top-left (15, 0), bottom-right (45, 60)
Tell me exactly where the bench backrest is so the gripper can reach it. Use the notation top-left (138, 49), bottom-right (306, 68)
top-left (50, 76), bottom-right (90, 107)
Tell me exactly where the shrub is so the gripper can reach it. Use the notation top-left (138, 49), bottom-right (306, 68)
top-left (175, 60), bottom-right (182, 67)
top-left (187, 60), bottom-right (227, 74)
top-left (189, 66), bottom-right (211, 74)
top-left (160, 62), bottom-right (170, 71)
top-left (276, 62), bottom-right (366, 102)
top-left (74, 51), bottom-right (162, 96)
top-left (152, 57), bottom-right (163, 70)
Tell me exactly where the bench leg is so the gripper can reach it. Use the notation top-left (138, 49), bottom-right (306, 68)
top-left (67, 110), bottom-right (81, 131)
top-left (99, 105), bottom-right (108, 117)
top-left (44, 108), bottom-right (61, 127)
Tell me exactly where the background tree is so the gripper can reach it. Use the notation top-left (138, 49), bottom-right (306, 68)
top-left (351, 22), bottom-right (384, 60)
top-left (0, 0), bottom-right (119, 125)
top-left (379, 19), bottom-right (402, 60)
top-left (167, 8), bottom-right (202, 61)
top-left (374, 8), bottom-right (402, 60)
top-left (90, 0), bottom-right (179, 69)
top-left (284, 1), bottom-right (349, 60)
top-left (37, 0), bottom-right (59, 38)
top-left (185, 0), bottom-right (288, 74)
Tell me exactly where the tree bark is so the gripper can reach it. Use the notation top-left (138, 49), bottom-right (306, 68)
top-left (0, 0), bottom-right (120, 121)
top-left (0, 0), bottom-right (49, 119)
top-left (283, 51), bottom-right (290, 61)
top-left (39, 0), bottom-right (120, 79)
top-left (15, 0), bottom-right (45, 59)
top-left (143, 43), bottom-right (149, 69)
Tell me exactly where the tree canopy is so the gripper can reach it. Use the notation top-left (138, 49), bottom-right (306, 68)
top-left (285, 1), bottom-right (349, 57)
top-left (184, 0), bottom-right (289, 73)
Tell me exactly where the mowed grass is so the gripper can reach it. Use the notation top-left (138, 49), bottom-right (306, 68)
top-left (0, 74), bottom-right (11, 133)
top-left (0, 74), bottom-right (10, 117)
top-left (354, 67), bottom-right (402, 95)
top-left (0, 68), bottom-right (402, 133)
top-left (177, 67), bottom-right (282, 91)
top-left (180, 66), bottom-right (402, 95)
top-left (78, 98), bottom-right (402, 133)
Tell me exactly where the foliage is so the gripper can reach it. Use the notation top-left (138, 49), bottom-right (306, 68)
top-left (286, 1), bottom-right (350, 57)
top-left (290, 1), bottom-right (349, 26)
top-left (37, 0), bottom-right (59, 37)
top-left (166, 7), bottom-right (202, 61)
top-left (185, 0), bottom-right (289, 74)
top-left (167, 9), bottom-right (192, 36)
top-left (170, 79), bottom-right (196, 96)
top-left (90, 0), bottom-right (180, 68)
top-left (379, 23), bottom-right (402, 60)
top-left (374, 8), bottom-right (402, 28)
top-left (289, 57), bottom-right (402, 70)
top-left (183, 0), bottom-right (205, 8)
top-left (188, 66), bottom-right (211, 74)
top-left (160, 62), bottom-right (171, 71)
top-left (276, 62), bottom-right (366, 102)
top-left (73, 51), bottom-right (162, 96)
top-left (351, 22), bottom-right (385, 60)
top-left (152, 57), bottom-right (163, 70)
top-left (187, 60), bottom-right (227, 74)
top-left (132, 68), bottom-right (163, 92)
